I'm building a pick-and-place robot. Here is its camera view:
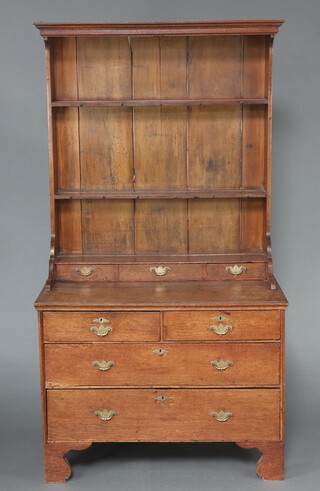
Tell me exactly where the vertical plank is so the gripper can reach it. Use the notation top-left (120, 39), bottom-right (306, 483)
top-left (132, 37), bottom-right (187, 99)
top-left (243, 36), bottom-right (267, 98)
top-left (82, 201), bottom-right (134, 254)
top-left (242, 37), bottom-right (269, 254)
top-left (54, 108), bottom-right (80, 190)
top-left (51, 39), bottom-right (80, 254)
top-left (135, 200), bottom-right (187, 253)
top-left (160, 37), bottom-right (187, 98)
top-left (58, 201), bottom-right (82, 254)
top-left (132, 38), bottom-right (188, 189)
top-left (51, 38), bottom-right (78, 100)
top-left (189, 199), bottom-right (240, 253)
top-left (134, 107), bottom-right (187, 190)
top-left (188, 37), bottom-right (242, 98)
top-left (79, 107), bottom-right (133, 191)
top-left (132, 37), bottom-right (160, 99)
top-left (241, 199), bottom-right (265, 251)
top-left (77, 38), bottom-right (132, 100)
top-left (242, 105), bottom-right (267, 189)
top-left (188, 106), bottom-right (241, 189)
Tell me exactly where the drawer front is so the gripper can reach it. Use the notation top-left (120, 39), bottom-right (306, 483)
top-left (43, 312), bottom-right (160, 343)
top-left (164, 310), bottom-right (281, 341)
top-left (55, 265), bottom-right (117, 281)
top-left (119, 264), bottom-right (203, 281)
top-left (47, 388), bottom-right (280, 442)
top-left (207, 263), bottom-right (266, 281)
top-left (45, 343), bottom-right (280, 387)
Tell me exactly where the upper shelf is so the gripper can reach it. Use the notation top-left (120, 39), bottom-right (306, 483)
top-left (51, 98), bottom-right (269, 108)
top-left (54, 189), bottom-right (267, 200)
top-left (34, 20), bottom-right (285, 37)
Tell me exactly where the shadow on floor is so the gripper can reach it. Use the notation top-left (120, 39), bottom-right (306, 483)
top-left (67, 442), bottom-right (261, 470)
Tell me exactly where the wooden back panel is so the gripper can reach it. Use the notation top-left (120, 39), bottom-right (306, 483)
top-left (54, 104), bottom-right (266, 193)
top-left (48, 34), bottom-right (270, 261)
top-left (57, 198), bottom-right (264, 254)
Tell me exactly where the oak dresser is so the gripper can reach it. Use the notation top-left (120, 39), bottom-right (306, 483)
top-left (34, 21), bottom-right (288, 483)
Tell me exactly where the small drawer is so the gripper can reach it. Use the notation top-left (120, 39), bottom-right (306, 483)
top-left (47, 388), bottom-right (280, 442)
top-left (118, 264), bottom-right (203, 281)
top-left (55, 265), bottom-right (117, 282)
top-left (207, 263), bottom-right (266, 281)
top-left (163, 310), bottom-right (281, 341)
top-left (45, 342), bottom-right (280, 387)
top-left (43, 312), bottom-right (160, 343)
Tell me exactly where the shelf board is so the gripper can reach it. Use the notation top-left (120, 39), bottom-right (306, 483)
top-left (54, 189), bottom-right (267, 200)
top-left (51, 98), bottom-right (268, 108)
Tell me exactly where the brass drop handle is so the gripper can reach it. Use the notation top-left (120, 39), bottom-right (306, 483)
top-left (210, 324), bottom-right (233, 335)
top-left (76, 266), bottom-right (95, 277)
top-left (225, 265), bottom-right (247, 276)
top-left (94, 409), bottom-right (116, 421)
top-left (90, 325), bottom-right (113, 337)
top-left (150, 266), bottom-right (171, 276)
top-left (90, 317), bottom-right (113, 337)
top-left (92, 360), bottom-right (115, 371)
top-left (211, 411), bottom-right (233, 422)
top-left (209, 316), bottom-right (233, 336)
top-left (211, 359), bottom-right (233, 371)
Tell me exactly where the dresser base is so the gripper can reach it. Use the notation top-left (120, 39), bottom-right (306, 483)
top-left (37, 280), bottom-right (286, 483)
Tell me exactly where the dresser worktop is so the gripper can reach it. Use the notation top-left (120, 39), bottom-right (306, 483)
top-left (35, 280), bottom-right (288, 310)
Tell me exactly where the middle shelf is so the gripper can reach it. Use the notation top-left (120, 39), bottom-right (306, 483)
top-left (54, 189), bottom-right (267, 200)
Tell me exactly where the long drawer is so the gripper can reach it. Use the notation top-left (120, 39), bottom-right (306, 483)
top-left (45, 343), bottom-right (280, 387)
top-left (47, 388), bottom-right (280, 442)
top-left (163, 310), bottom-right (281, 341)
top-left (43, 312), bottom-right (160, 342)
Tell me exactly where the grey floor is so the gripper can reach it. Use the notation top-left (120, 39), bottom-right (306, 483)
top-left (1, 421), bottom-right (319, 491)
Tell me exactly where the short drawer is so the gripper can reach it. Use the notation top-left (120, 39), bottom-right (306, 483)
top-left (43, 312), bottom-right (160, 343)
top-left (207, 263), bottom-right (266, 281)
top-left (119, 264), bottom-right (203, 281)
top-left (55, 265), bottom-right (117, 281)
top-left (163, 311), bottom-right (281, 341)
top-left (47, 388), bottom-right (280, 442)
top-left (45, 343), bottom-right (280, 387)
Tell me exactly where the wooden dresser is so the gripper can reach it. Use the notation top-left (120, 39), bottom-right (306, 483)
top-left (34, 21), bottom-right (287, 483)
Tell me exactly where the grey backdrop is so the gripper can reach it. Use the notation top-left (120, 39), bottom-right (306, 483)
top-left (1, 0), bottom-right (319, 490)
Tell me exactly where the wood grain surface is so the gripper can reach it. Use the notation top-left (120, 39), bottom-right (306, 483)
top-left (43, 312), bottom-right (160, 343)
top-left (237, 441), bottom-right (284, 480)
top-left (44, 442), bottom-right (92, 483)
top-left (163, 310), bottom-right (280, 341)
top-left (45, 342), bottom-right (280, 387)
top-left (47, 388), bottom-right (280, 442)
top-left (35, 280), bottom-right (288, 310)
